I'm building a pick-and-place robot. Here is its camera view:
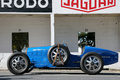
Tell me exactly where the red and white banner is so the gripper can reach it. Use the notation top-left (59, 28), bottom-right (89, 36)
top-left (53, 0), bottom-right (119, 13)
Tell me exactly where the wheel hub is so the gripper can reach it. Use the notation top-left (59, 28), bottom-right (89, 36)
top-left (17, 62), bottom-right (20, 65)
top-left (84, 56), bottom-right (100, 71)
top-left (91, 62), bottom-right (94, 65)
top-left (11, 56), bottom-right (27, 71)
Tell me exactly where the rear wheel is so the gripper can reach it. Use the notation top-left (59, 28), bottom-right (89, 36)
top-left (7, 53), bottom-right (30, 75)
top-left (80, 52), bottom-right (103, 75)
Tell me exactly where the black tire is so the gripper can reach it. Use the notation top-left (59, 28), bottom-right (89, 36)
top-left (7, 53), bottom-right (30, 75)
top-left (48, 44), bottom-right (70, 66)
top-left (80, 52), bottom-right (103, 75)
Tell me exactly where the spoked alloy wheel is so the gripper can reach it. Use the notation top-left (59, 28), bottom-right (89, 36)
top-left (84, 56), bottom-right (100, 72)
top-left (11, 56), bottom-right (27, 72)
top-left (7, 53), bottom-right (30, 75)
top-left (80, 52), bottom-right (103, 75)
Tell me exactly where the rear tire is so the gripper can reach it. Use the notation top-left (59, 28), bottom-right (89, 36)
top-left (80, 52), bottom-right (103, 75)
top-left (7, 53), bottom-right (30, 75)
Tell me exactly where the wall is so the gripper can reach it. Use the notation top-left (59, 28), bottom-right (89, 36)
top-left (0, 14), bottom-right (51, 69)
top-left (55, 14), bottom-right (119, 52)
top-left (0, 14), bottom-right (51, 53)
top-left (0, 53), bottom-right (11, 69)
top-left (0, 14), bottom-right (120, 70)
top-left (55, 14), bottom-right (120, 70)
top-left (118, 17), bottom-right (120, 52)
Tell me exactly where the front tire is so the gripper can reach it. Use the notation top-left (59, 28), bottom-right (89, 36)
top-left (7, 53), bottom-right (30, 75)
top-left (80, 52), bottom-right (103, 75)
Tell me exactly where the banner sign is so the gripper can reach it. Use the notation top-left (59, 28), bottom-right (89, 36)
top-left (61, 0), bottom-right (116, 13)
top-left (53, 0), bottom-right (119, 14)
top-left (0, 0), bottom-right (52, 12)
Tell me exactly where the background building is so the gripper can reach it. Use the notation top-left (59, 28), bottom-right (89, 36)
top-left (0, 0), bottom-right (120, 69)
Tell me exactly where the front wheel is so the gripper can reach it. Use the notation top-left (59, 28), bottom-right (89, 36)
top-left (80, 52), bottom-right (103, 75)
top-left (7, 53), bottom-right (30, 75)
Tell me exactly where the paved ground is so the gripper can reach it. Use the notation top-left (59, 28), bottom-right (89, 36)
top-left (1, 69), bottom-right (120, 80)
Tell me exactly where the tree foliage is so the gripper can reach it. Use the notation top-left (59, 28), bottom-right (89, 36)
top-left (12, 33), bottom-right (29, 52)
top-left (78, 32), bottom-right (95, 48)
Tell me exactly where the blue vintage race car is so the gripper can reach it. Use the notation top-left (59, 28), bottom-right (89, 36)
top-left (7, 44), bottom-right (118, 75)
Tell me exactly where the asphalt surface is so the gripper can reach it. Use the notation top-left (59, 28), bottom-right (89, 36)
top-left (1, 69), bottom-right (120, 80)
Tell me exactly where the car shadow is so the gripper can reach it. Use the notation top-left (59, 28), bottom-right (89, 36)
top-left (29, 71), bottom-right (120, 76)
top-left (30, 72), bottom-right (86, 75)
